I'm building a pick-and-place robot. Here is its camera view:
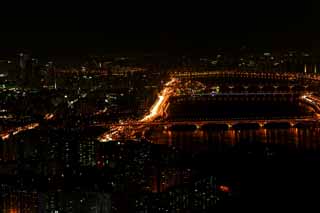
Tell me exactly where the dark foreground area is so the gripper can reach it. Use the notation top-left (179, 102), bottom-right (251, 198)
top-left (133, 142), bottom-right (320, 212)
top-left (206, 144), bottom-right (320, 211)
top-left (1, 130), bottom-right (320, 212)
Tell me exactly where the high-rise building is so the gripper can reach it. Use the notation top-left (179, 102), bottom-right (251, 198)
top-left (18, 52), bottom-right (30, 87)
top-left (17, 53), bottom-right (41, 88)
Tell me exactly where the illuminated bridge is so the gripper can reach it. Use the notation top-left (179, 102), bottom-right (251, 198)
top-left (169, 70), bottom-right (320, 94)
top-left (170, 70), bottom-right (320, 82)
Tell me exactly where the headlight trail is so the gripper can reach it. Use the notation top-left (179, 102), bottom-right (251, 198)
top-left (98, 77), bottom-right (177, 142)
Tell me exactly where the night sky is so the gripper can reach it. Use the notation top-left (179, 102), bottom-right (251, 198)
top-left (0, 1), bottom-right (318, 56)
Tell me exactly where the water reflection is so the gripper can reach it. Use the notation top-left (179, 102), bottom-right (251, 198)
top-left (149, 127), bottom-right (320, 151)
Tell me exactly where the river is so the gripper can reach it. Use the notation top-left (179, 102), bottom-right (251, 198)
top-left (148, 127), bottom-right (320, 151)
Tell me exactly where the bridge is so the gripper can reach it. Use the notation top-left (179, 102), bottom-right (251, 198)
top-left (169, 70), bottom-right (320, 94)
top-left (95, 117), bottom-right (318, 128)
top-left (170, 70), bottom-right (320, 82)
top-left (96, 115), bottom-right (320, 142)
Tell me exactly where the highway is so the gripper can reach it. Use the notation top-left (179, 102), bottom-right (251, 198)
top-left (98, 77), bottom-right (177, 142)
top-left (140, 78), bottom-right (177, 122)
top-left (0, 122), bottom-right (39, 141)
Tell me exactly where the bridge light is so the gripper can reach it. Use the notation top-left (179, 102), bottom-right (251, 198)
top-left (304, 64), bottom-right (307, 73)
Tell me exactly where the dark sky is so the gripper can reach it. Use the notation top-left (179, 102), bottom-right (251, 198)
top-left (0, 1), bottom-right (318, 56)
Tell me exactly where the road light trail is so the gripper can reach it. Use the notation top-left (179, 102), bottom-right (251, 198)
top-left (98, 77), bottom-right (177, 142)
top-left (140, 95), bottom-right (165, 122)
top-left (0, 123), bottom-right (39, 141)
top-left (140, 78), bottom-right (177, 122)
top-left (0, 112), bottom-right (58, 141)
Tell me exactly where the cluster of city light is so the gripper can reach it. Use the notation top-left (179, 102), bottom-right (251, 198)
top-left (44, 113), bottom-right (55, 120)
top-left (0, 115), bottom-right (13, 119)
top-left (0, 123), bottom-right (39, 141)
top-left (98, 77), bottom-right (177, 142)
top-left (0, 112), bottom-right (57, 140)
top-left (94, 107), bottom-right (108, 116)
top-left (300, 94), bottom-right (320, 117)
top-left (97, 124), bottom-right (127, 142)
top-left (173, 80), bottom-right (207, 96)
